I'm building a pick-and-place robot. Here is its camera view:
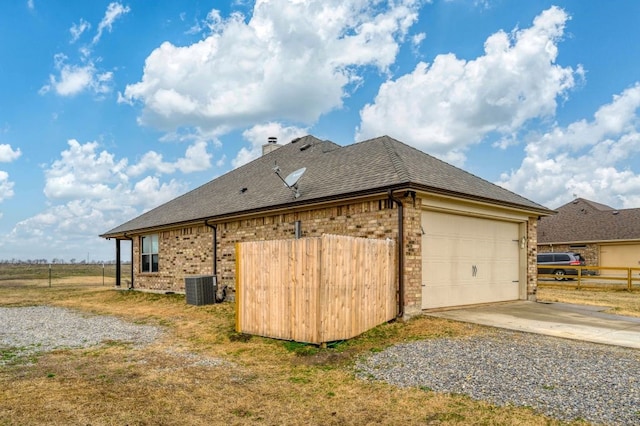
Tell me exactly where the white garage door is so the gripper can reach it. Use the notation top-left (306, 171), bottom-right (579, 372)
top-left (422, 211), bottom-right (521, 309)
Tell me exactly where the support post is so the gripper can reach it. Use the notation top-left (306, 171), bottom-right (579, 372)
top-left (130, 240), bottom-right (134, 289)
top-left (116, 239), bottom-right (121, 287)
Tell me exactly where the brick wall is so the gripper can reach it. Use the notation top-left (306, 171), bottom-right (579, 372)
top-left (400, 197), bottom-right (422, 317)
top-left (132, 195), bottom-right (422, 317)
top-left (130, 194), bottom-right (538, 318)
top-left (133, 225), bottom-right (214, 291)
top-left (527, 217), bottom-right (538, 301)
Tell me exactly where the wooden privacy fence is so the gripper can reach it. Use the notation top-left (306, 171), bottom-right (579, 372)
top-left (235, 234), bottom-right (397, 344)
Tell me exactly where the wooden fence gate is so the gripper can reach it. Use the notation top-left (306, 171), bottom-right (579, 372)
top-left (235, 234), bottom-right (397, 344)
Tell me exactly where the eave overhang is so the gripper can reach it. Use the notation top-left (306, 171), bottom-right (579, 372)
top-left (101, 182), bottom-right (553, 239)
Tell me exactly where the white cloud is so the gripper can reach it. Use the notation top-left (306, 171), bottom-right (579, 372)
top-left (41, 54), bottom-right (113, 97)
top-left (356, 6), bottom-right (581, 165)
top-left (127, 140), bottom-right (213, 176)
top-left (127, 151), bottom-right (174, 176)
top-left (70, 19), bottom-right (91, 43)
top-left (233, 122), bottom-right (308, 168)
top-left (0, 171), bottom-right (15, 202)
top-left (0, 144), bottom-right (20, 209)
top-left (27, 0), bottom-right (34, 11)
top-left (411, 32), bottom-right (425, 48)
top-left (176, 141), bottom-right (213, 173)
top-left (42, 2), bottom-right (127, 97)
top-left (93, 2), bottom-right (130, 44)
top-left (43, 139), bottom-right (185, 210)
top-left (121, 0), bottom-right (422, 132)
top-left (44, 140), bottom-right (127, 200)
top-left (0, 144), bottom-right (21, 162)
top-left (497, 83), bottom-right (640, 209)
top-left (2, 139), bottom-right (186, 260)
top-left (48, 63), bottom-right (93, 96)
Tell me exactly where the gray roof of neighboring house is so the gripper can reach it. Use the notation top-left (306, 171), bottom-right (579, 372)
top-left (101, 135), bottom-right (551, 237)
top-left (538, 198), bottom-right (640, 244)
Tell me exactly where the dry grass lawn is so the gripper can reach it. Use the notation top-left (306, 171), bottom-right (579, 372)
top-left (538, 286), bottom-right (640, 317)
top-left (0, 281), bottom-right (599, 425)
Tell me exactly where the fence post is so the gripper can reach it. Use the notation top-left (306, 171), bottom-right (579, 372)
top-left (48, 263), bottom-right (51, 288)
top-left (102, 263), bottom-right (105, 286)
top-left (577, 268), bottom-right (582, 289)
top-left (628, 268), bottom-right (632, 291)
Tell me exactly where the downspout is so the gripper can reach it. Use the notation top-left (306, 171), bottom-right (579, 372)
top-left (205, 220), bottom-right (226, 302)
top-left (123, 233), bottom-right (134, 289)
top-left (204, 220), bottom-right (218, 278)
top-left (388, 190), bottom-right (404, 318)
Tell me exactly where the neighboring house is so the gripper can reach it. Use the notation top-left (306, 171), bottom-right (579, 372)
top-left (101, 135), bottom-right (552, 317)
top-left (538, 197), bottom-right (640, 268)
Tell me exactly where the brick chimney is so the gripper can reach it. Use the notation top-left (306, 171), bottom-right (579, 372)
top-left (262, 136), bottom-right (282, 155)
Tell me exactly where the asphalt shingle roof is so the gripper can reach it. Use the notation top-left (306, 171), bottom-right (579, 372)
top-left (538, 198), bottom-right (640, 243)
top-left (102, 135), bottom-right (551, 237)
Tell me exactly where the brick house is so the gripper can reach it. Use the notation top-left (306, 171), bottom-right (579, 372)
top-left (101, 135), bottom-right (552, 317)
top-left (538, 197), bottom-right (640, 268)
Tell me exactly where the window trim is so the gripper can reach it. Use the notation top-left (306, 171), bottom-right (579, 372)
top-left (141, 234), bottom-right (159, 273)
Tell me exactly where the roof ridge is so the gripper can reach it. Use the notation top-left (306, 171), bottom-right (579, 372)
top-left (578, 198), bottom-right (614, 211)
top-left (379, 136), bottom-right (410, 181)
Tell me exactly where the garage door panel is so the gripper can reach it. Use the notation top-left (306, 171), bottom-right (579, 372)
top-left (422, 211), bottom-right (520, 309)
top-left (426, 283), bottom-right (515, 308)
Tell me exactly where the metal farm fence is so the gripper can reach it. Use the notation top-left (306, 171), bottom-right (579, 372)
top-left (0, 263), bottom-right (132, 288)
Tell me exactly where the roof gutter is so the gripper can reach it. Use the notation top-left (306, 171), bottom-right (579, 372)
top-left (539, 238), bottom-right (640, 245)
top-left (387, 190), bottom-right (404, 318)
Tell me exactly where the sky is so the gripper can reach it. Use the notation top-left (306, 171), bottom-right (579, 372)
top-left (1, 0), bottom-right (640, 262)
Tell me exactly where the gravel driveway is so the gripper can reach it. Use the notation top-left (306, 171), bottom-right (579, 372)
top-left (356, 330), bottom-right (640, 425)
top-left (0, 306), bottom-right (162, 363)
top-left (3, 306), bottom-right (639, 425)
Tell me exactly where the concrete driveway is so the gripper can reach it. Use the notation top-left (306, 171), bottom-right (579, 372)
top-left (427, 301), bottom-right (640, 349)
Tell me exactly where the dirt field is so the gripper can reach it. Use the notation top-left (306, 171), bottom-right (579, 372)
top-left (0, 283), bottom-right (617, 425)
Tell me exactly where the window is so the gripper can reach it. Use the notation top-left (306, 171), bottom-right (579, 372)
top-left (538, 254), bottom-right (552, 263)
top-left (141, 234), bottom-right (159, 273)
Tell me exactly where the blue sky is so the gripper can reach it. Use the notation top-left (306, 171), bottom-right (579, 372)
top-left (1, 0), bottom-right (640, 261)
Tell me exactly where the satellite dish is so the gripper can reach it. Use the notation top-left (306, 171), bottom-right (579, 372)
top-left (284, 167), bottom-right (306, 189)
top-left (273, 165), bottom-right (306, 198)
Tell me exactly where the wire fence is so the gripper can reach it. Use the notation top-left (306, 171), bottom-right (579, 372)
top-left (0, 263), bottom-right (132, 288)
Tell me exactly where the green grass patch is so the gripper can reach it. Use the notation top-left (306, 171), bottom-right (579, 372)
top-left (282, 341), bottom-right (319, 356)
top-left (0, 345), bottom-right (42, 366)
top-left (0, 348), bottom-right (23, 363)
top-left (288, 376), bottom-right (311, 384)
